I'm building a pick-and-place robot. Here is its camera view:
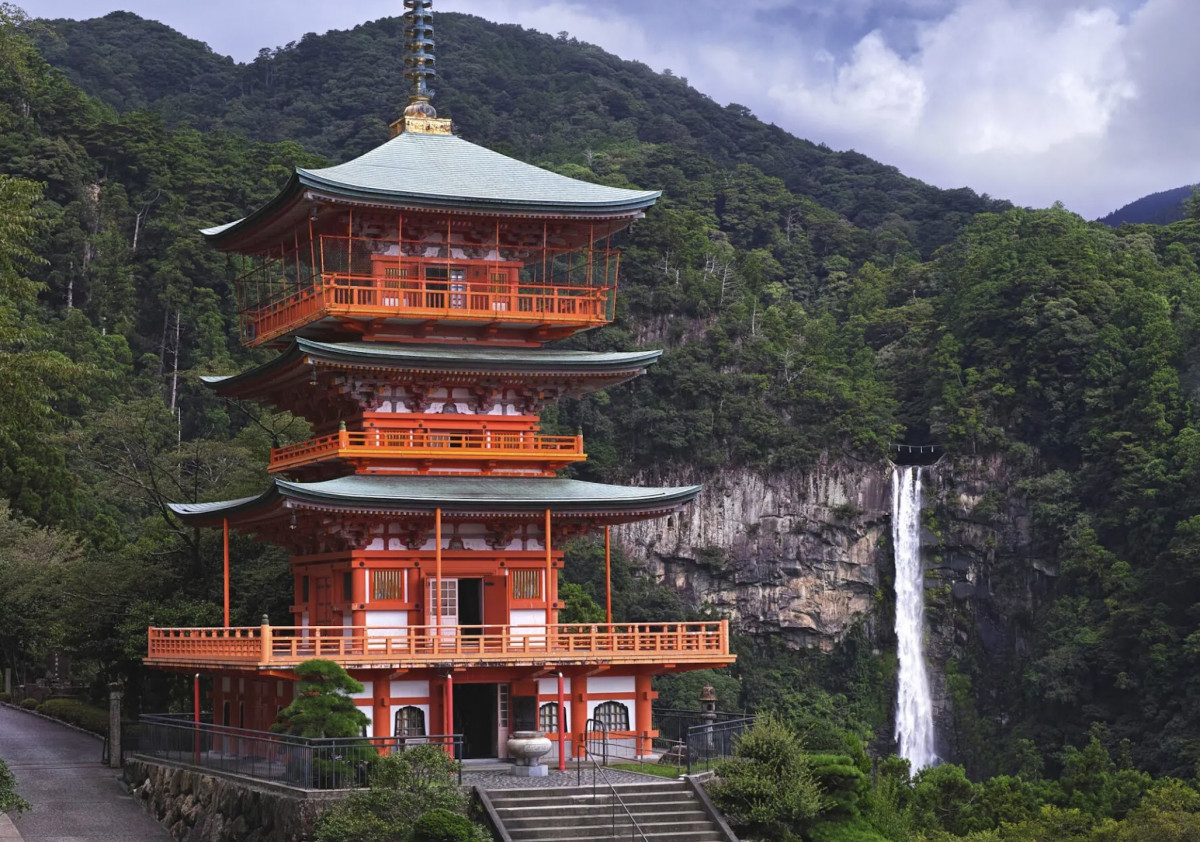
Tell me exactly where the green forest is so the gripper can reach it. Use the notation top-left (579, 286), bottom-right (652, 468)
top-left (3, 4), bottom-right (1200, 840)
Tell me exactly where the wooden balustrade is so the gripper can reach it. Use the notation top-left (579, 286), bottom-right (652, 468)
top-left (146, 621), bottom-right (732, 668)
top-left (243, 272), bottom-right (615, 345)
top-left (269, 429), bottom-right (586, 473)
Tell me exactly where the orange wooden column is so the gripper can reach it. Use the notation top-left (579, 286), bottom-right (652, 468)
top-left (604, 526), bottom-right (612, 624)
top-left (545, 509), bottom-right (553, 623)
top-left (222, 518), bottom-right (230, 627)
top-left (373, 670), bottom-right (390, 740)
top-left (351, 563), bottom-right (367, 630)
top-left (434, 508), bottom-right (442, 637)
top-left (570, 674), bottom-right (588, 758)
top-left (635, 674), bottom-right (655, 758)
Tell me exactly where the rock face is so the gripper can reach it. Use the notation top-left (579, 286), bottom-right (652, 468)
top-left (620, 460), bottom-right (892, 649)
top-left (124, 759), bottom-right (344, 842)
top-left (617, 455), bottom-right (1053, 760)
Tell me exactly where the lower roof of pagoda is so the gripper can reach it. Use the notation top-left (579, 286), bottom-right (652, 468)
top-left (201, 338), bottom-right (661, 406)
top-left (168, 475), bottom-right (700, 529)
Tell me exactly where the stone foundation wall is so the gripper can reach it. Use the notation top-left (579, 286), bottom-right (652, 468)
top-left (123, 758), bottom-right (348, 842)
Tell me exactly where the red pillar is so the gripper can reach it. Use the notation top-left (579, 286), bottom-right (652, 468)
top-left (635, 674), bottom-right (655, 758)
top-left (444, 673), bottom-right (455, 758)
top-left (557, 672), bottom-right (566, 771)
top-left (570, 675), bottom-right (588, 758)
top-left (222, 518), bottom-right (230, 627)
top-left (604, 526), bottom-right (612, 625)
top-left (373, 671), bottom-right (390, 740)
top-left (193, 673), bottom-right (201, 764)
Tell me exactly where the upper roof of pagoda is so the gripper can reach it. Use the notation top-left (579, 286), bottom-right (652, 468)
top-left (202, 132), bottom-right (661, 253)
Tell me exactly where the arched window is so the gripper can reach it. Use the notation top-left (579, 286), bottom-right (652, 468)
top-left (395, 705), bottom-right (426, 738)
top-left (593, 701), bottom-right (630, 731)
top-left (539, 702), bottom-right (567, 733)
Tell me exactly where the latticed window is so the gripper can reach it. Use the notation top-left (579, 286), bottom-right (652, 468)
top-left (512, 570), bottom-right (541, 600)
top-left (373, 569), bottom-right (404, 601)
top-left (593, 701), bottom-right (630, 731)
top-left (395, 706), bottom-right (426, 738)
top-left (539, 702), bottom-right (567, 733)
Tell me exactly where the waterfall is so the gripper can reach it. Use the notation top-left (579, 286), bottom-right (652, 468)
top-left (892, 465), bottom-right (937, 770)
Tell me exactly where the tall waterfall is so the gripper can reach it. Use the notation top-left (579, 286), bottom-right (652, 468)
top-left (892, 465), bottom-right (937, 770)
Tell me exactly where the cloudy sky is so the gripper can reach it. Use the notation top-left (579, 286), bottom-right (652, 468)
top-left (19, 0), bottom-right (1200, 219)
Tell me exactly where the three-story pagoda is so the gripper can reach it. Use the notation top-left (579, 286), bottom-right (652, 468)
top-left (148, 0), bottom-right (733, 761)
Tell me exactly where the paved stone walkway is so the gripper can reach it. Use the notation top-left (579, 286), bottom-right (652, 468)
top-left (0, 705), bottom-right (169, 842)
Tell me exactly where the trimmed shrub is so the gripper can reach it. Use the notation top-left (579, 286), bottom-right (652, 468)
top-left (412, 808), bottom-right (477, 842)
top-left (36, 699), bottom-right (110, 734)
top-left (0, 692), bottom-right (12, 703)
top-left (0, 758), bottom-right (31, 816)
top-left (20, 698), bottom-right (39, 710)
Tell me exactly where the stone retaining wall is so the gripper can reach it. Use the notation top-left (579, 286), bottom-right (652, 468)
top-left (123, 757), bottom-right (348, 842)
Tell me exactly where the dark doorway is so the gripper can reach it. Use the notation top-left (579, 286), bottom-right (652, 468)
top-left (454, 683), bottom-right (497, 759)
top-left (459, 578), bottom-right (483, 633)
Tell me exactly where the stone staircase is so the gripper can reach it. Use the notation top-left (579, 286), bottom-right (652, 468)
top-left (482, 779), bottom-right (736, 842)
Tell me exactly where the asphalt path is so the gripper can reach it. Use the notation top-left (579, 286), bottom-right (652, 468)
top-left (0, 705), bottom-right (169, 842)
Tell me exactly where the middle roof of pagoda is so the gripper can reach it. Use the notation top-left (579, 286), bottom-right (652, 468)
top-left (201, 338), bottom-right (662, 405)
top-left (201, 131), bottom-right (661, 252)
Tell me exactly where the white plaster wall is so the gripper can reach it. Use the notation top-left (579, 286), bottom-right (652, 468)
top-left (366, 611), bottom-right (408, 633)
top-left (351, 681), bottom-right (373, 701)
top-left (390, 680), bottom-right (429, 698)
top-left (587, 676), bottom-right (635, 696)
top-left (537, 677), bottom-right (571, 695)
top-left (510, 609), bottom-right (546, 639)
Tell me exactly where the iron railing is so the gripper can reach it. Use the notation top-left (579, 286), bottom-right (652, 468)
top-left (686, 716), bottom-right (757, 774)
top-left (578, 719), bottom-right (650, 842)
top-left (136, 714), bottom-right (462, 789)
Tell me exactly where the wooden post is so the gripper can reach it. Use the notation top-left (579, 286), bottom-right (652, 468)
top-left (544, 509), bottom-right (553, 627)
top-left (570, 675), bottom-right (587, 759)
top-left (260, 615), bottom-right (272, 664)
top-left (635, 674), bottom-right (654, 759)
top-left (604, 526), bottom-right (612, 625)
top-left (222, 518), bottom-right (230, 627)
top-left (557, 671), bottom-right (566, 772)
top-left (435, 509), bottom-right (442, 640)
top-left (193, 673), bottom-right (201, 765)
top-left (444, 672), bottom-right (455, 759)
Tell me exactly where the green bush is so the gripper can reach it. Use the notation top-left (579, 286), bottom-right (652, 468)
top-left (35, 699), bottom-right (109, 734)
top-left (19, 698), bottom-right (38, 710)
top-left (0, 758), bottom-right (30, 816)
top-left (411, 808), bottom-right (477, 842)
top-left (709, 714), bottom-right (825, 841)
top-left (0, 692), bottom-right (12, 703)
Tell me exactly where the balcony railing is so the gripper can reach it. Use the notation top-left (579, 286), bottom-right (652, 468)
top-left (269, 429), bottom-right (586, 474)
top-left (146, 621), bottom-right (732, 669)
top-left (247, 275), bottom-right (614, 345)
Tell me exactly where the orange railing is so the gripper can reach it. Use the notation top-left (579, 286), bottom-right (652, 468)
top-left (147, 621), bottom-right (732, 668)
top-left (269, 429), bottom-right (586, 473)
top-left (243, 274), bottom-right (615, 346)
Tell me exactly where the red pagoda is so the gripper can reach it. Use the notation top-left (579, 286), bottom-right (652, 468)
top-left (147, 0), bottom-right (733, 762)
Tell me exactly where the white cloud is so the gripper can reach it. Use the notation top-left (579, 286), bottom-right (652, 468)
top-left (19, 0), bottom-right (1200, 217)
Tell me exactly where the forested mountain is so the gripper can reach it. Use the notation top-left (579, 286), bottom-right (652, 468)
top-left (1099, 183), bottom-right (1199, 226)
top-left (4, 5), bottom-right (1200, 839)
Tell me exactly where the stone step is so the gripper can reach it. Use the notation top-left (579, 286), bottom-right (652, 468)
top-left (500, 807), bottom-right (710, 828)
top-left (510, 821), bottom-right (722, 841)
top-left (489, 787), bottom-right (694, 808)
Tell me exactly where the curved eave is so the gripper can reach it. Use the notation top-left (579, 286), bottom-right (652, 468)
top-left (201, 340), bottom-right (663, 401)
top-left (295, 170), bottom-right (660, 216)
top-left (169, 477), bottom-right (700, 527)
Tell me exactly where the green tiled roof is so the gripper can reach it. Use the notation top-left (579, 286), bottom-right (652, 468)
top-left (202, 133), bottom-right (660, 243)
top-left (200, 339), bottom-right (662, 392)
top-left (169, 476), bottom-right (700, 521)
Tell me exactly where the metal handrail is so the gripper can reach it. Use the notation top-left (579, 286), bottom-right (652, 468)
top-left (135, 715), bottom-right (463, 788)
top-left (577, 719), bottom-right (650, 842)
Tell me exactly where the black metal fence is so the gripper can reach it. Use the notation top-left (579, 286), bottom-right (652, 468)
top-left (685, 717), bottom-right (757, 774)
top-left (137, 714), bottom-right (462, 789)
top-left (652, 707), bottom-right (746, 743)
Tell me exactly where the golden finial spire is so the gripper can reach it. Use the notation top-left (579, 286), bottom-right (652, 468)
top-left (392, 0), bottom-right (452, 136)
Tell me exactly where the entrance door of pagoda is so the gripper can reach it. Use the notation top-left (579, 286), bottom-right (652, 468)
top-left (428, 578), bottom-right (458, 640)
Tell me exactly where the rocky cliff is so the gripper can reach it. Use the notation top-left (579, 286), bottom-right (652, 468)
top-left (618, 455), bottom-right (1055, 759)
